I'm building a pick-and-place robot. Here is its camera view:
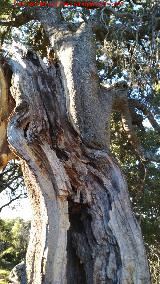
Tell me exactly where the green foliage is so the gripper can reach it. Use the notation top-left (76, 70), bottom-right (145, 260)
top-left (147, 243), bottom-right (160, 284)
top-left (0, 160), bottom-right (26, 211)
top-left (0, 0), bottom-right (13, 15)
top-left (0, 161), bottom-right (24, 194)
top-left (110, 115), bottom-right (160, 242)
top-left (22, 22), bottom-right (50, 57)
top-left (110, 115), bottom-right (160, 283)
top-left (0, 1), bottom-right (159, 282)
top-left (0, 268), bottom-right (10, 284)
top-left (0, 218), bottom-right (30, 266)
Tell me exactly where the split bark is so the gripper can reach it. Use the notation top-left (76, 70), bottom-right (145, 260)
top-left (4, 38), bottom-right (150, 283)
top-left (0, 6), bottom-right (151, 283)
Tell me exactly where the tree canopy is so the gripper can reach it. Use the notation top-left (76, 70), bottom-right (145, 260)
top-left (0, 218), bottom-right (30, 266)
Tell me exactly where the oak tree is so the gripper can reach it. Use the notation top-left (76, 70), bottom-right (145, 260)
top-left (1, 1), bottom-right (160, 283)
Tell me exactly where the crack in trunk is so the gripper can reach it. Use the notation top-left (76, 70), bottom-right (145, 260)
top-left (0, 14), bottom-right (151, 282)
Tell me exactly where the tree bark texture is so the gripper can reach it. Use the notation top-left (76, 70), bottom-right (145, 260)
top-left (3, 13), bottom-right (150, 284)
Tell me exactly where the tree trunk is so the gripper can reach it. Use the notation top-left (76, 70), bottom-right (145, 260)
top-left (6, 19), bottom-right (150, 284)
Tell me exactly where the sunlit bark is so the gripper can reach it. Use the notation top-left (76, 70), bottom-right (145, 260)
top-left (0, 6), bottom-right (151, 284)
top-left (3, 40), bottom-right (150, 283)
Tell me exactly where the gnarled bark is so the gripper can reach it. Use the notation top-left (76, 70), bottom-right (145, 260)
top-left (0, 5), bottom-right (151, 283)
top-left (0, 64), bottom-right (15, 170)
top-left (3, 36), bottom-right (150, 283)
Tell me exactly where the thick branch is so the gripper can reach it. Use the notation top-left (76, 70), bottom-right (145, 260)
top-left (0, 65), bottom-right (15, 170)
top-left (101, 82), bottom-right (160, 162)
top-left (0, 65), bottom-right (8, 120)
top-left (121, 101), bottom-right (160, 163)
top-left (35, 7), bottom-right (110, 149)
top-left (129, 99), bottom-right (160, 134)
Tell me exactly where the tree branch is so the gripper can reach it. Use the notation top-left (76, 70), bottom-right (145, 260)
top-left (101, 82), bottom-right (160, 162)
top-left (112, 85), bottom-right (160, 162)
top-left (120, 100), bottom-right (160, 163)
top-left (129, 99), bottom-right (160, 134)
top-left (128, 0), bottom-right (144, 6)
top-left (101, 5), bottom-right (139, 20)
top-left (0, 193), bottom-right (23, 212)
top-left (92, 4), bottom-right (160, 42)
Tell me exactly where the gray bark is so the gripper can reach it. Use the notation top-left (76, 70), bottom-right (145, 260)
top-left (0, 6), bottom-right (150, 284)
top-left (8, 261), bottom-right (26, 284)
top-left (5, 38), bottom-right (150, 283)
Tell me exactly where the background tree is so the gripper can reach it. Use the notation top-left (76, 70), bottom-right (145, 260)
top-left (0, 160), bottom-right (26, 212)
top-left (0, 0), bottom-right (159, 283)
top-left (0, 218), bottom-right (30, 266)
